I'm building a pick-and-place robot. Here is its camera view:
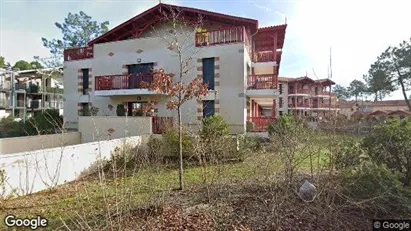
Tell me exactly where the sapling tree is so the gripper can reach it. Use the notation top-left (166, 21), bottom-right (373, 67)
top-left (142, 6), bottom-right (209, 190)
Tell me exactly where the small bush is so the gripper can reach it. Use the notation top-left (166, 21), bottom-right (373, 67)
top-left (362, 118), bottom-right (411, 186)
top-left (116, 104), bottom-right (126, 116)
top-left (246, 121), bottom-right (254, 132)
top-left (335, 137), bottom-right (367, 170)
top-left (201, 115), bottom-right (229, 139)
top-left (340, 163), bottom-right (411, 217)
top-left (163, 127), bottom-right (195, 161)
top-left (268, 115), bottom-right (296, 136)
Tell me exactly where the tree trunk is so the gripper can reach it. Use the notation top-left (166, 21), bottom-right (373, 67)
top-left (394, 66), bottom-right (411, 111)
top-left (178, 105), bottom-right (184, 190)
top-left (398, 76), bottom-right (411, 111)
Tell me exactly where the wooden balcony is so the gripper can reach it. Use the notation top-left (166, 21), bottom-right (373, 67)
top-left (152, 116), bottom-right (174, 134)
top-left (288, 89), bottom-right (311, 95)
top-left (95, 73), bottom-right (154, 91)
top-left (247, 116), bottom-right (276, 132)
top-left (253, 51), bottom-right (275, 63)
top-left (247, 74), bottom-right (277, 89)
top-left (289, 102), bottom-right (310, 108)
top-left (64, 46), bottom-right (94, 61)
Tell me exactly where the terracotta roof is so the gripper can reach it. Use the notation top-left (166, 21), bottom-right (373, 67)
top-left (387, 110), bottom-right (411, 116)
top-left (372, 100), bottom-right (411, 107)
top-left (89, 3), bottom-right (259, 46)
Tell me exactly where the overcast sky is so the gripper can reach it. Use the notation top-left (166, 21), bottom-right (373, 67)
top-left (1, 0), bottom-right (410, 100)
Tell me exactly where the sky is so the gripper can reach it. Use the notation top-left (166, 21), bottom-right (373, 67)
top-left (1, 0), bottom-right (410, 100)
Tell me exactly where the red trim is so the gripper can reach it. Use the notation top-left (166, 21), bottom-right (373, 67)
top-left (247, 74), bottom-right (277, 89)
top-left (95, 73), bottom-right (153, 90)
top-left (152, 116), bottom-right (174, 134)
top-left (88, 3), bottom-right (258, 46)
top-left (247, 116), bottom-right (276, 132)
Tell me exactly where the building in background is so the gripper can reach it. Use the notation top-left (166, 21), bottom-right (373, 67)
top-left (0, 67), bottom-right (64, 120)
top-left (63, 3), bottom-right (286, 133)
top-left (338, 100), bottom-right (411, 119)
top-left (277, 76), bottom-right (338, 119)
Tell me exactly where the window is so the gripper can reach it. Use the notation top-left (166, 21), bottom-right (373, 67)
top-left (202, 58), bottom-right (215, 90)
top-left (203, 100), bottom-right (215, 118)
top-left (128, 63), bottom-right (154, 89)
top-left (279, 97), bottom-right (283, 108)
top-left (279, 111), bottom-right (283, 116)
top-left (127, 101), bottom-right (149, 116)
top-left (279, 84), bottom-right (283, 94)
top-left (82, 69), bottom-right (89, 95)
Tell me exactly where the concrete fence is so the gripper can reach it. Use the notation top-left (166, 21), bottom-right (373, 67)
top-left (0, 132), bottom-right (81, 155)
top-left (0, 135), bottom-right (148, 197)
top-left (78, 116), bottom-right (152, 143)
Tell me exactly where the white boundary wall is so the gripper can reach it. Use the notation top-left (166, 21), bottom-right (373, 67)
top-left (0, 135), bottom-right (146, 197)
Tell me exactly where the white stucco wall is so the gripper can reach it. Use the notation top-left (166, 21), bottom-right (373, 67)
top-left (78, 116), bottom-right (152, 143)
top-left (0, 135), bottom-right (145, 197)
top-left (0, 132), bottom-right (81, 155)
top-left (64, 26), bottom-right (248, 133)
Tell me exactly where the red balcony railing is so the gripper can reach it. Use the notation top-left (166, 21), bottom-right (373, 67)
top-left (289, 102), bottom-right (310, 108)
top-left (64, 46), bottom-right (94, 61)
top-left (95, 73), bottom-right (154, 90)
top-left (195, 26), bottom-right (250, 51)
top-left (247, 116), bottom-right (276, 132)
top-left (152, 116), bottom-right (174, 134)
top-left (253, 51), bottom-right (275, 63)
top-left (247, 74), bottom-right (277, 89)
top-left (288, 89), bottom-right (311, 95)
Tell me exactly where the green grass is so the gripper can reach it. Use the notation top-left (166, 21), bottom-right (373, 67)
top-left (0, 134), bottom-right (339, 229)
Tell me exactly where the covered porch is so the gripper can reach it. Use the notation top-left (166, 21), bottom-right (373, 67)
top-left (247, 97), bottom-right (277, 132)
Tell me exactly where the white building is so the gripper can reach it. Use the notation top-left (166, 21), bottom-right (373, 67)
top-left (0, 67), bottom-right (64, 120)
top-left (63, 3), bottom-right (287, 133)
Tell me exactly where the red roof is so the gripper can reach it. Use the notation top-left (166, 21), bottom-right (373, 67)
top-left (88, 3), bottom-right (259, 46)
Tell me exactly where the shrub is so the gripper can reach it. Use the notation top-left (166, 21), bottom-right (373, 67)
top-left (362, 118), bottom-right (411, 186)
top-left (246, 121), bottom-right (254, 132)
top-left (116, 104), bottom-right (126, 116)
top-left (268, 115), bottom-right (295, 136)
top-left (23, 109), bottom-right (63, 135)
top-left (201, 115), bottom-right (229, 139)
top-left (334, 137), bottom-right (367, 170)
top-left (340, 163), bottom-right (411, 217)
top-left (163, 127), bottom-right (195, 161)
top-left (90, 106), bottom-right (99, 116)
top-left (0, 116), bottom-right (25, 137)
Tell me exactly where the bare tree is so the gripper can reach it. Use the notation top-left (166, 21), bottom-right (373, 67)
top-left (142, 6), bottom-right (209, 190)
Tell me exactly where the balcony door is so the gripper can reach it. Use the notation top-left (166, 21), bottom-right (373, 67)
top-left (128, 63), bottom-right (154, 89)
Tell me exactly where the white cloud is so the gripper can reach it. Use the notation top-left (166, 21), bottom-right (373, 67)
top-left (283, 0), bottom-right (411, 99)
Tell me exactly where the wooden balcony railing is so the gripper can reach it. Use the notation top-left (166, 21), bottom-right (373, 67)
top-left (152, 116), bottom-right (174, 134)
top-left (289, 102), bottom-right (310, 108)
top-left (247, 116), bottom-right (276, 132)
top-left (247, 74), bottom-right (277, 89)
top-left (253, 51), bottom-right (275, 63)
top-left (288, 89), bottom-right (311, 95)
top-left (95, 73), bottom-right (154, 91)
top-left (195, 27), bottom-right (251, 57)
top-left (64, 46), bottom-right (94, 61)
